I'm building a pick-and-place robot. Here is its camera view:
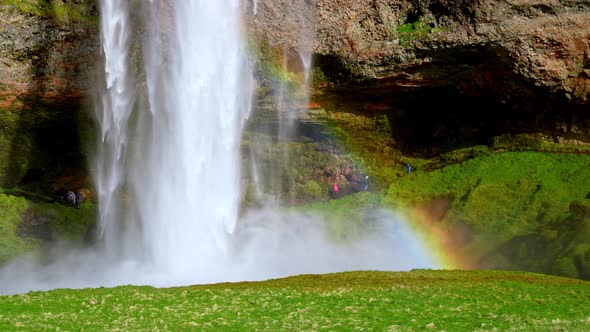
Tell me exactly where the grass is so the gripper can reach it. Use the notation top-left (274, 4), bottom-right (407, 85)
top-left (382, 151), bottom-right (590, 278)
top-left (0, 270), bottom-right (589, 331)
top-left (385, 152), bottom-right (590, 229)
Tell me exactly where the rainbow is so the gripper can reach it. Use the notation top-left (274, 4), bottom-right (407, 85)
top-left (403, 207), bottom-right (475, 270)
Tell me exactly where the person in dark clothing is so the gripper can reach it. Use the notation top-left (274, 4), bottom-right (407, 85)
top-left (362, 175), bottom-right (369, 191)
top-left (75, 191), bottom-right (85, 209)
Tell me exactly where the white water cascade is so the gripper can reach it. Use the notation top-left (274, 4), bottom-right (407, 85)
top-left (92, 0), bottom-right (255, 276)
top-left (0, 0), bottom-right (439, 294)
top-left (93, 0), bottom-right (134, 253)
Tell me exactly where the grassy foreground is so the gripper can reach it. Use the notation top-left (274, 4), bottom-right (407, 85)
top-left (1, 271), bottom-right (589, 331)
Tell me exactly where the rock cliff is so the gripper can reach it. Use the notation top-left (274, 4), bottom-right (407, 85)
top-left (0, 1), bottom-right (98, 187)
top-left (252, 0), bottom-right (590, 104)
top-left (0, 0), bottom-right (588, 187)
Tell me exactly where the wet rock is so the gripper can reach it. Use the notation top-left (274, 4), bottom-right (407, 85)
top-left (19, 207), bottom-right (52, 240)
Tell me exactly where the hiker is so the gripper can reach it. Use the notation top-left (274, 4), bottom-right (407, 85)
top-left (362, 175), bottom-right (369, 191)
top-left (75, 191), bottom-right (85, 209)
top-left (63, 190), bottom-right (84, 208)
top-left (332, 182), bottom-right (339, 199)
top-left (407, 163), bottom-right (412, 174)
top-left (65, 191), bottom-right (77, 207)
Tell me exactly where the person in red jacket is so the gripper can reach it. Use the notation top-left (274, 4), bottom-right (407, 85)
top-left (332, 182), bottom-right (339, 199)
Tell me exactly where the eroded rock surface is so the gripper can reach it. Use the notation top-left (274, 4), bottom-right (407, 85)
top-left (252, 0), bottom-right (590, 103)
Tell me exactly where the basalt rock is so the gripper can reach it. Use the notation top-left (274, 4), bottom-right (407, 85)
top-left (249, 0), bottom-right (590, 149)
top-left (0, 2), bottom-right (98, 187)
top-left (251, 0), bottom-right (590, 104)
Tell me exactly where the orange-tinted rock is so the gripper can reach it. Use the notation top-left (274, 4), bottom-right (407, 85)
top-left (308, 102), bottom-right (321, 109)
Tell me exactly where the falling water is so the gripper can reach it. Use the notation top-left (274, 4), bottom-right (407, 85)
top-left (101, 0), bottom-right (253, 269)
top-left (93, 0), bottom-right (134, 252)
top-left (246, 0), bottom-right (317, 201)
top-left (142, 0), bottom-right (252, 269)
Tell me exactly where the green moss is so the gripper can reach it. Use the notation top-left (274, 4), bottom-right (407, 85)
top-left (396, 16), bottom-right (436, 41)
top-left (381, 151), bottom-right (590, 278)
top-left (311, 67), bottom-right (330, 89)
top-left (386, 152), bottom-right (589, 228)
top-left (0, 194), bottom-right (39, 263)
top-left (553, 257), bottom-right (580, 279)
top-left (32, 200), bottom-right (95, 241)
top-left (296, 192), bottom-right (381, 241)
top-left (0, 98), bottom-right (93, 190)
top-left (570, 200), bottom-right (590, 219)
top-left (316, 109), bottom-right (400, 189)
top-left (0, 192), bottom-right (96, 263)
top-left (242, 134), bottom-right (357, 202)
top-left (492, 133), bottom-right (590, 153)
top-left (2, 0), bottom-right (98, 22)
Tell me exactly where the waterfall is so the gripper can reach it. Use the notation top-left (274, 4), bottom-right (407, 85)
top-left (95, 0), bottom-right (253, 268)
top-left (0, 0), bottom-right (440, 295)
top-left (93, 0), bottom-right (134, 253)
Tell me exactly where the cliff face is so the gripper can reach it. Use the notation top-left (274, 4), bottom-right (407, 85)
top-left (0, 0), bottom-right (588, 188)
top-left (253, 0), bottom-right (590, 104)
top-left (0, 1), bottom-right (98, 100)
top-left (0, 1), bottom-right (98, 187)
top-left (250, 0), bottom-right (590, 153)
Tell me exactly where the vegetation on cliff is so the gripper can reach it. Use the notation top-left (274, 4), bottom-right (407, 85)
top-left (385, 152), bottom-right (590, 278)
top-left (0, 192), bottom-right (95, 264)
top-left (1, 0), bottom-right (97, 21)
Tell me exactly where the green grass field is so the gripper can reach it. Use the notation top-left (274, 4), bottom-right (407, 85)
top-left (0, 271), bottom-right (589, 331)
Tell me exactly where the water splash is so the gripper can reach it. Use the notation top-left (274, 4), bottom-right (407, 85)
top-left (246, 0), bottom-right (317, 202)
top-left (0, 209), bottom-right (437, 294)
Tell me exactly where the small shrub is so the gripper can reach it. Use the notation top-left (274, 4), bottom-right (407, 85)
top-left (569, 200), bottom-right (590, 219)
top-left (552, 257), bottom-right (579, 279)
top-left (299, 180), bottom-right (324, 200)
top-left (491, 134), bottom-right (541, 151)
top-left (396, 16), bottom-right (434, 40)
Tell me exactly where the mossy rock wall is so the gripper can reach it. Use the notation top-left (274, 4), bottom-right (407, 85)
top-left (0, 1), bottom-right (98, 188)
top-left (0, 192), bottom-right (96, 263)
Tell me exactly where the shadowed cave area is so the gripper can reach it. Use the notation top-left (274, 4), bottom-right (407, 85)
top-left (315, 45), bottom-right (589, 157)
